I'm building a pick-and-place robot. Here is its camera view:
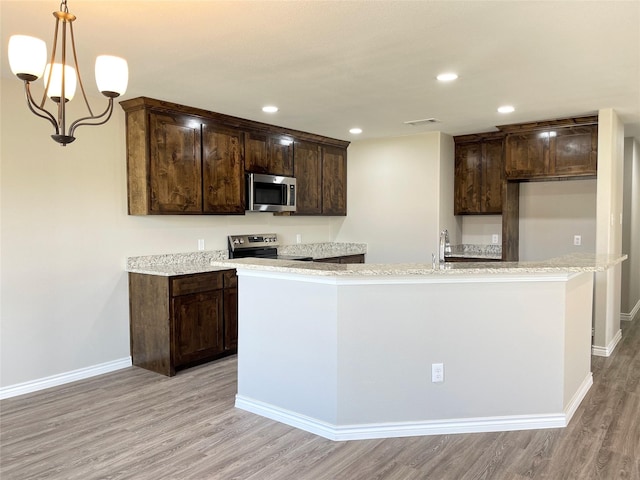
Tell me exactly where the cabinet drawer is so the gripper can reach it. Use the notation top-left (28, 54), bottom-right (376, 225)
top-left (171, 272), bottom-right (223, 296)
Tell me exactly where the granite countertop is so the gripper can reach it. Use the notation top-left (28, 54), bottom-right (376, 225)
top-left (445, 243), bottom-right (502, 260)
top-left (126, 251), bottom-right (231, 276)
top-left (211, 253), bottom-right (627, 277)
top-left (277, 242), bottom-right (367, 259)
top-left (126, 242), bottom-right (368, 276)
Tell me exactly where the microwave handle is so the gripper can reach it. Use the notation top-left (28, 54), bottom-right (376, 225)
top-left (246, 174), bottom-right (254, 210)
top-left (288, 184), bottom-right (296, 207)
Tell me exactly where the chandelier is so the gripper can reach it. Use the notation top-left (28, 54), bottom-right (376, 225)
top-left (8, 1), bottom-right (128, 146)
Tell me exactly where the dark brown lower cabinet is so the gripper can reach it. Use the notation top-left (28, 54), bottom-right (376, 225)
top-left (313, 254), bottom-right (365, 264)
top-left (128, 269), bottom-right (238, 376)
top-left (222, 270), bottom-right (238, 352)
top-left (173, 290), bottom-right (223, 366)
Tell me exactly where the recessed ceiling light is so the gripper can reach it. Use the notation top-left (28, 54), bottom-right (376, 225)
top-left (497, 105), bottom-right (515, 113)
top-left (404, 118), bottom-right (441, 126)
top-left (262, 106), bottom-right (278, 113)
top-left (436, 72), bottom-right (458, 82)
top-left (349, 128), bottom-right (363, 134)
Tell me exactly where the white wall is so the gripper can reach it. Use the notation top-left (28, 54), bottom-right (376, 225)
top-left (593, 108), bottom-right (624, 353)
top-left (438, 134), bottom-right (462, 246)
top-left (518, 180), bottom-right (597, 261)
top-left (461, 216), bottom-right (502, 245)
top-left (622, 137), bottom-right (640, 319)
top-left (335, 132), bottom-right (457, 263)
top-left (0, 80), bottom-right (345, 388)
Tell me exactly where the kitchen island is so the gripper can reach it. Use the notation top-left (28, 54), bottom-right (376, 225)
top-left (212, 254), bottom-right (625, 441)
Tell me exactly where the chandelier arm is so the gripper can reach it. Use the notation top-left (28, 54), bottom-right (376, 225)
top-left (68, 98), bottom-right (114, 138)
top-left (24, 81), bottom-right (60, 134)
top-left (40, 16), bottom-right (61, 109)
top-left (68, 22), bottom-right (95, 117)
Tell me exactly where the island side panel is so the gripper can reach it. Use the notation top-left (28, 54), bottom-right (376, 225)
top-left (236, 273), bottom-right (339, 424)
top-left (335, 277), bottom-right (568, 424)
top-left (563, 272), bottom-right (595, 411)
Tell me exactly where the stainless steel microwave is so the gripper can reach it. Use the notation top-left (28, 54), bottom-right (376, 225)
top-left (246, 173), bottom-right (296, 212)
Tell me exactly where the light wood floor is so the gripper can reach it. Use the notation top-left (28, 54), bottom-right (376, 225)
top-left (2, 319), bottom-right (639, 480)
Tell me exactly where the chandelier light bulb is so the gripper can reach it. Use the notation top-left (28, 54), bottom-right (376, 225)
top-left (8, 35), bottom-right (47, 81)
top-left (44, 63), bottom-right (77, 102)
top-left (95, 55), bottom-right (128, 97)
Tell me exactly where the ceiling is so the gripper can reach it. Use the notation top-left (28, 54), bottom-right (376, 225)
top-left (2, 0), bottom-right (639, 142)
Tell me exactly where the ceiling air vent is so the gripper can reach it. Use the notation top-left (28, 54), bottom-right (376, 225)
top-left (404, 118), bottom-right (441, 126)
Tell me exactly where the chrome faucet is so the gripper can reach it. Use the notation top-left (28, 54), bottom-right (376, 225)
top-left (439, 229), bottom-right (451, 263)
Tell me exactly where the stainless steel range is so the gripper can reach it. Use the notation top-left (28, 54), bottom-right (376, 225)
top-left (228, 233), bottom-right (312, 261)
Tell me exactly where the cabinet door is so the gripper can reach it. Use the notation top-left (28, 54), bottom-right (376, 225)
top-left (245, 132), bottom-right (293, 176)
top-left (270, 135), bottom-right (294, 176)
top-left (222, 270), bottom-right (238, 351)
top-left (505, 131), bottom-right (548, 179)
top-left (223, 287), bottom-right (238, 351)
top-left (149, 112), bottom-right (202, 213)
top-left (202, 124), bottom-right (245, 214)
top-left (173, 290), bottom-right (224, 366)
top-left (322, 146), bottom-right (347, 216)
top-left (549, 126), bottom-right (597, 177)
top-left (245, 131), bottom-right (270, 174)
top-left (293, 141), bottom-right (322, 214)
top-left (481, 139), bottom-right (504, 214)
top-left (454, 143), bottom-right (482, 214)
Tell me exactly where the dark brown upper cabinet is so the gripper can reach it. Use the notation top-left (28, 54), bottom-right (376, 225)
top-left (501, 117), bottom-right (598, 180)
top-left (148, 112), bottom-right (203, 214)
top-left (245, 131), bottom-right (294, 176)
top-left (454, 134), bottom-right (504, 215)
top-left (121, 97), bottom-right (348, 216)
top-left (322, 146), bottom-right (348, 216)
top-left (202, 123), bottom-right (245, 214)
top-left (122, 100), bottom-right (244, 215)
top-left (292, 141), bottom-right (347, 216)
top-left (293, 141), bottom-right (323, 215)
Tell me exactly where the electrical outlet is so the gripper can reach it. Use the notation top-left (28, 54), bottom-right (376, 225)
top-left (198, 239), bottom-right (205, 251)
top-left (431, 363), bottom-right (444, 383)
top-left (573, 235), bottom-right (581, 246)
top-left (296, 234), bottom-right (302, 244)
top-left (492, 234), bottom-right (499, 244)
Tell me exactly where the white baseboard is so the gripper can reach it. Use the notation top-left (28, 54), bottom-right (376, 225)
top-left (563, 373), bottom-right (593, 424)
top-left (592, 329), bottom-right (623, 357)
top-left (620, 299), bottom-right (640, 322)
top-left (0, 357), bottom-right (132, 400)
top-left (236, 388), bottom-right (588, 442)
